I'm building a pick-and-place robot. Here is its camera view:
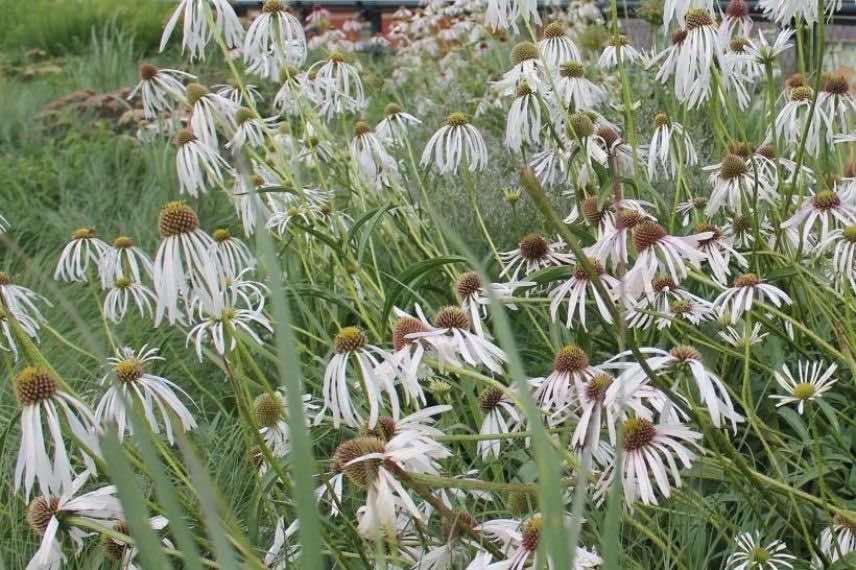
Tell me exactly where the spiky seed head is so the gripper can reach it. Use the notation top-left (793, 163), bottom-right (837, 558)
top-left (185, 83), bottom-right (209, 105)
top-left (633, 221), bottom-right (666, 251)
top-left (428, 378), bottom-right (452, 398)
top-left (734, 273), bottom-right (761, 288)
top-left (842, 226), bottom-right (856, 243)
top-left (653, 276), bottom-right (678, 293)
top-left (455, 271), bottom-right (482, 299)
top-left (609, 34), bottom-right (628, 47)
top-left (236, 107), bottom-right (256, 125)
top-left (732, 214), bottom-right (752, 234)
top-left (670, 345), bottom-right (701, 363)
top-left (139, 63), bottom-right (159, 81)
top-left (72, 227), bottom-right (96, 240)
top-left (789, 382), bottom-right (815, 400)
top-left (174, 128), bottom-right (195, 146)
top-left (0, 272), bottom-right (10, 285)
top-left (581, 195), bottom-right (604, 226)
top-left (254, 392), bottom-right (283, 427)
top-left (670, 299), bottom-right (692, 315)
top-left (518, 233), bottom-right (550, 260)
top-left (654, 112), bottom-right (670, 127)
top-left (433, 306), bottom-right (470, 330)
top-left (623, 417), bottom-right (656, 451)
top-left (328, 51), bottom-right (346, 63)
top-left (262, 0), bottom-right (285, 12)
top-left (333, 436), bottom-right (385, 487)
top-left (115, 277), bottom-right (132, 289)
top-left (596, 126), bottom-right (620, 148)
top-left (790, 86), bottom-right (814, 102)
top-left (27, 496), bottom-right (60, 535)
top-left (508, 491), bottom-right (532, 516)
top-left (692, 196), bottom-right (708, 208)
top-left (756, 144), bottom-right (776, 160)
top-left (719, 154), bottom-right (748, 179)
top-left (695, 222), bottom-right (722, 245)
top-left (392, 317), bottom-right (430, 351)
top-left (823, 73), bottom-right (849, 95)
top-left (441, 510), bottom-right (476, 541)
top-left (446, 112), bottom-right (469, 127)
top-left (750, 546), bottom-right (771, 563)
top-left (102, 521), bottom-right (130, 561)
top-left (554, 344), bottom-right (589, 373)
top-left (516, 81), bottom-right (534, 97)
top-left (560, 61), bottom-right (585, 78)
top-left (334, 326), bottom-right (367, 354)
top-left (671, 29), bottom-right (688, 45)
top-left (521, 514), bottom-right (543, 551)
top-left (114, 358), bottom-right (144, 383)
top-left (543, 21), bottom-right (564, 38)
top-left (384, 102), bottom-right (401, 116)
top-left (729, 37), bottom-right (750, 53)
top-left (619, 209), bottom-right (643, 229)
top-left (813, 190), bottom-right (841, 210)
top-left (726, 0), bottom-right (748, 18)
top-left (16, 367), bottom-right (58, 406)
top-left (251, 175), bottom-right (265, 187)
top-left (511, 41), bottom-right (539, 64)
top-left (833, 512), bottom-right (856, 531)
top-left (727, 141), bottom-right (752, 158)
top-left (504, 188), bottom-right (522, 205)
top-left (364, 416), bottom-right (397, 442)
top-left (568, 112), bottom-right (594, 137)
top-left (573, 258), bottom-right (604, 280)
top-left (685, 8), bottom-right (714, 29)
top-left (159, 202), bottom-right (199, 237)
top-left (586, 372), bottom-right (613, 402)
top-left (479, 386), bottom-right (505, 413)
top-left (353, 120), bottom-right (372, 137)
top-left (112, 236), bottom-right (134, 249)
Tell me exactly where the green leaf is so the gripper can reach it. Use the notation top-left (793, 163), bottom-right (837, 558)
top-left (777, 407), bottom-right (811, 443)
top-left (829, 551), bottom-right (856, 569)
top-left (380, 256), bottom-right (467, 322)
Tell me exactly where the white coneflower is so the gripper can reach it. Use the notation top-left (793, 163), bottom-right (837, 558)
top-left (54, 228), bottom-right (109, 282)
top-left (675, 196), bottom-right (708, 227)
top-left (695, 223), bottom-right (748, 285)
top-left (381, 308), bottom-right (439, 406)
top-left (775, 85), bottom-right (831, 157)
top-left (153, 201), bottom-right (218, 325)
top-left (494, 42), bottom-right (545, 96)
top-left (759, 0), bottom-right (827, 25)
top-left (230, 173), bottom-right (272, 235)
top-left (264, 517), bottom-right (301, 568)
top-left (0, 272), bottom-right (50, 323)
top-left (719, 0), bottom-right (753, 41)
top-left (586, 206), bottom-right (655, 264)
top-left (321, 326), bottom-right (399, 429)
top-left (350, 121), bottom-right (402, 190)
top-left (529, 144), bottom-right (569, 188)
top-left (24, 473), bottom-right (123, 570)
top-left (500, 233), bottom-right (574, 281)
top-left (479, 514), bottom-right (602, 570)
top-left (226, 107), bottom-right (278, 151)
top-left (0, 305), bottom-right (40, 361)
top-left (596, 416), bottom-right (702, 506)
top-left (595, 122), bottom-right (640, 175)
top-left (267, 203), bottom-right (322, 236)
top-left (101, 516), bottom-right (170, 570)
top-left (312, 52), bottom-right (367, 120)
top-left (505, 82), bottom-right (543, 152)
top-left (376, 103), bottom-right (422, 147)
top-left (782, 188), bottom-right (856, 244)
top-left (598, 35), bottom-right (642, 69)
top-left (646, 113), bottom-right (697, 181)
top-left (674, 9), bottom-right (721, 107)
top-left (187, 281), bottom-right (272, 360)
top-left (770, 361), bottom-right (838, 415)
top-left (254, 390), bottom-right (316, 459)
top-left (409, 306), bottom-right (507, 374)
top-left (209, 228), bottom-right (254, 280)
top-left (663, 0), bottom-right (714, 28)
top-left (97, 236), bottom-right (152, 290)
top-left (14, 366), bottom-right (98, 498)
top-left (703, 153), bottom-right (777, 216)
top-left (455, 271), bottom-right (532, 337)
top-left (128, 63), bottom-right (193, 118)
top-left (174, 128), bottom-right (230, 197)
top-left (159, 0), bottom-right (244, 60)
top-left (421, 113), bottom-right (488, 174)
top-left (96, 346), bottom-right (196, 444)
top-left (274, 67), bottom-right (313, 116)
top-left (552, 61), bottom-right (607, 112)
top-left (538, 21), bottom-right (581, 69)
top-left (103, 277), bottom-right (157, 323)
top-left (185, 83), bottom-right (238, 149)
top-left (718, 322), bottom-right (769, 347)
top-left (626, 275), bottom-right (713, 330)
top-left (548, 258), bottom-right (622, 330)
top-left (744, 27), bottom-right (795, 67)
top-left (818, 514), bottom-right (856, 564)
top-left (213, 81), bottom-right (261, 105)
top-left (484, 0), bottom-right (513, 31)
top-left (625, 221), bottom-right (711, 299)
top-left (712, 273), bottom-right (792, 323)
top-left (726, 531), bottom-right (796, 570)
top-left (531, 344), bottom-right (596, 420)
top-left (476, 386), bottom-right (522, 460)
top-left (416, 510), bottom-right (480, 570)
top-left (244, 0), bottom-right (307, 76)
top-left (818, 73), bottom-right (855, 135)
top-left (815, 225), bottom-right (856, 291)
